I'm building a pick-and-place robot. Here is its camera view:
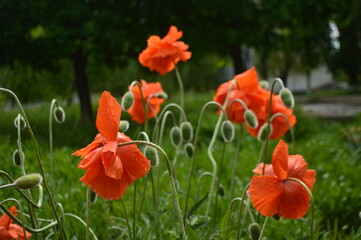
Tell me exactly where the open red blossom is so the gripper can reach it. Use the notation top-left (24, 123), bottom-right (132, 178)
top-left (248, 140), bottom-right (316, 219)
top-left (213, 67), bottom-right (268, 124)
top-left (0, 206), bottom-right (31, 240)
top-left (127, 80), bottom-right (166, 124)
top-left (73, 91), bottom-right (150, 200)
top-left (138, 25), bottom-right (192, 75)
top-left (246, 91), bottom-right (296, 139)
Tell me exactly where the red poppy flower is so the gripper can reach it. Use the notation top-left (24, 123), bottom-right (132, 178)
top-left (127, 80), bottom-right (166, 124)
top-left (246, 91), bottom-right (296, 139)
top-left (138, 25), bottom-right (192, 75)
top-left (213, 67), bottom-right (268, 124)
top-left (0, 206), bottom-right (31, 240)
top-left (73, 91), bottom-right (151, 200)
top-left (248, 140), bottom-right (316, 219)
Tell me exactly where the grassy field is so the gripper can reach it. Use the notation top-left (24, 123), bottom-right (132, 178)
top-left (0, 90), bottom-right (360, 239)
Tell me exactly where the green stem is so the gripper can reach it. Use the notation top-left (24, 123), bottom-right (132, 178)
top-left (258, 217), bottom-right (269, 240)
top-left (287, 177), bottom-right (315, 240)
top-left (64, 213), bottom-right (98, 240)
top-left (213, 143), bottom-right (227, 221)
top-left (0, 88), bottom-right (67, 239)
top-left (86, 187), bottom-right (91, 240)
top-left (229, 125), bottom-right (243, 197)
top-left (121, 198), bottom-right (133, 240)
top-left (117, 141), bottom-right (187, 240)
top-left (133, 181), bottom-right (137, 240)
top-left (235, 183), bottom-right (250, 239)
top-left (49, 99), bottom-right (58, 200)
top-left (130, 81), bottom-right (149, 133)
top-left (174, 66), bottom-right (184, 109)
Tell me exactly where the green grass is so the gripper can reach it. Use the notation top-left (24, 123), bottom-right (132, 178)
top-left (0, 90), bottom-right (360, 239)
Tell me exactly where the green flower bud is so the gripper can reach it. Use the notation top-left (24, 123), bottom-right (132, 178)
top-left (280, 88), bottom-right (294, 108)
top-left (54, 106), bottom-right (66, 123)
top-left (170, 126), bottom-right (182, 147)
top-left (14, 114), bottom-right (26, 129)
top-left (14, 173), bottom-right (43, 190)
top-left (260, 80), bottom-right (269, 89)
top-left (12, 149), bottom-right (24, 166)
top-left (144, 146), bottom-right (159, 167)
top-left (221, 120), bottom-right (234, 143)
top-left (258, 123), bottom-right (272, 142)
top-left (244, 110), bottom-right (258, 129)
top-left (180, 121), bottom-right (193, 142)
top-left (121, 91), bottom-right (134, 111)
top-left (248, 223), bottom-right (261, 240)
top-left (184, 143), bottom-right (194, 159)
top-left (119, 120), bottom-right (130, 133)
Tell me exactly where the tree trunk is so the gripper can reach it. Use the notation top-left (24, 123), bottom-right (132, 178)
top-left (230, 45), bottom-right (247, 75)
top-left (72, 50), bottom-right (93, 122)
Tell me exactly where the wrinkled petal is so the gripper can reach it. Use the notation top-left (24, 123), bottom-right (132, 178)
top-left (301, 169), bottom-right (316, 191)
top-left (9, 223), bottom-right (31, 239)
top-left (73, 134), bottom-right (103, 158)
top-left (253, 163), bottom-right (275, 176)
top-left (96, 91), bottom-right (122, 141)
top-left (0, 226), bottom-right (12, 239)
top-left (278, 180), bottom-right (311, 219)
top-left (116, 133), bottom-right (151, 180)
top-left (272, 140), bottom-right (289, 180)
top-left (287, 155), bottom-right (308, 179)
top-left (78, 147), bottom-right (102, 170)
top-left (101, 141), bottom-right (123, 179)
top-left (248, 175), bottom-right (283, 217)
top-left (234, 67), bottom-right (259, 93)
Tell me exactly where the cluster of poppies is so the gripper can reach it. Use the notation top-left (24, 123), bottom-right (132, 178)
top-left (71, 25), bottom-right (315, 222)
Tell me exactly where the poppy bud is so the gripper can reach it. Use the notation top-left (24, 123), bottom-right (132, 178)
top-left (248, 223), bottom-right (261, 240)
top-left (121, 91), bottom-right (134, 111)
top-left (90, 190), bottom-right (97, 204)
top-left (244, 110), bottom-right (259, 129)
top-left (144, 146), bottom-right (159, 167)
top-left (14, 173), bottom-right (42, 190)
top-left (184, 143), bottom-right (194, 158)
top-left (170, 126), bottom-right (182, 147)
top-left (280, 88), bottom-right (295, 108)
top-left (221, 120), bottom-right (234, 143)
top-left (12, 149), bottom-right (24, 166)
top-left (260, 80), bottom-right (269, 89)
top-left (180, 121), bottom-right (193, 142)
top-left (155, 92), bottom-right (168, 99)
top-left (54, 106), bottom-right (66, 123)
top-left (258, 123), bottom-right (272, 142)
top-left (119, 120), bottom-right (130, 133)
top-left (14, 114), bottom-right (26, 129)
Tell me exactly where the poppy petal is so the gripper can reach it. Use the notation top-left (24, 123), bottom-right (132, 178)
top-left (287, 155), bottom-right (308, 179)
top-left (78, 148), bottom-right (102, 170)
top-left (96, 91), bottom-right (122, 141)
top-left (253, 163), bottom-right (275, 176)
top-left (278, 180), bottom-right (311, 219)
top-left (234, 67), bottom-right (258, 93)
top-left (102, 141), bottom-right (123, 179)
top-left (248, 175), bottom-right (283, 217)
top-left (301, 169), bottom-right (316, 191)
top-left (272, 140), bottom-right (289, 180)
top-left (73, 134), bottom-right (103, 158)
top-left (116, 133), bottom-right (150, 180)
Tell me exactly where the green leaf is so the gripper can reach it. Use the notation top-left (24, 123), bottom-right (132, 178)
top-left (186, 224), bottom-right (201, 240)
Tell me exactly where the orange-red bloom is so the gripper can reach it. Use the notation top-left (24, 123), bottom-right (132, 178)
top-left (248, 140), bottom-right (316, 219)
top-left (73, 91), bottom-right (151, 200)
top-left (0, 206), bottom-right (31, 240)
top-left (213, 67), bottom-right (268, 124)
top-left (127, 80), bottom-right (166, 124)
top-left (246, 92), bottom-right (296, 139)
top-left (138, 25), bottom-right (192, 75)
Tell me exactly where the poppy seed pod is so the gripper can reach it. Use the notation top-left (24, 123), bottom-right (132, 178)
top-left (14, 173), bottom-right (43, 190)
top-left (248, 223), bottom-right (261, 240)
top-left (14, 114), bottom-right (27, 129)
top-left (258, 123), bottom-right (273, 142)
top-left (144, 146), bottom-right (159, 167)
top-left (121, 91), bottom-right (135, 111)
top-left (221, 120), bottom-right (234, 143)
top-left (170, 126), bottom-right (182, 147)
top-left (280, 88), bottom-right (295, 108)
top-left (180, 121), bottom-right (193, 142)
top-left (244, 110), bottom-right (259, 129)
top-left (12, 149), bottom-right (24, 166)
top-left (54, 106), bottom-right (66, 123)
top-left (184, 143), bottom-right (194, 158)
top-left (260, 80), bottom-right (269, 89)
top-left (119, 120), bottom-right (130, 133)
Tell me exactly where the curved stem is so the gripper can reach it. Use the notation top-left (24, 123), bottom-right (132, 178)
top-left (270, 113), bottom-right (296, 153)
top-left (130, 81), bottom-right (149, 133)
top-left (86, 187), bottom-right (91, 240)
top-left (64, 213), bottom-right (98, 240)
top-left (229, 125), bottom-right (243, 197)
top-left (174, 66), bottom-right (184, 109)
top-left (117, 141), bottom-right (187, 240)
top-left (0, 87), bottom-right (67, 239)
top-left (287, 177), bottom-right (315, 239)
top-left (183, 101), bottom-right (228, 221)
top-left (235, 183), bottom-right (250, 239)
top-left (49, 99), bottom-right (58, 199)
top-left (133, 181), bottom-right (137, 240)
top-left (196, 172), bottom-right (213, 200)
top-left (159, 110), bottom-right (177, 145)
top-left (258, 217), bottom-right (269, 240)
top-left (121, 198), bottom-right (133, 240)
